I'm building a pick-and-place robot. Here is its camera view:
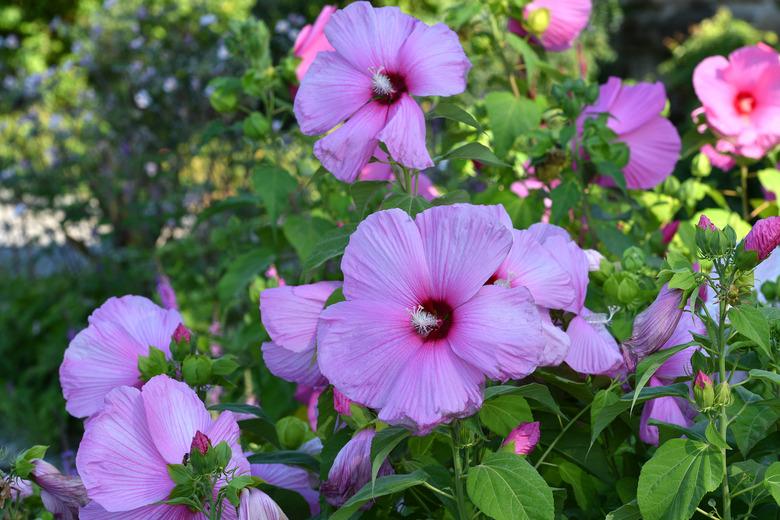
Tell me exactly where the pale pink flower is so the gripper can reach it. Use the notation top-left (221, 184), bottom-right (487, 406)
top-left (508, 0), bottom-right (592, 52)
top-left (359, 148), bottom-right (439, 200)
top-left (502, 422), bottom-right (541, 455)
top-left (744, 216), bottom-right (780, 261)
top-left (26, 460), bottom-right (88, 520)
top-left (333, 387), bottom-right (352, 416)
top-left (294, 2), bottom-right (471, 182)
top-left (621, 285), bottom-right (685, 372)
top-left (317, 205), bottom-right (545, 433)
top-left (238, 488), bottom-right (288, 520)
top-left (293, 6), bottom-right (337, 81)
top-left (60, 295), bottom-right (182, 418)
top-left (260, 281), bottom-right (342, 387)
top-left (700, 142), bottom-right (736, 171)
top-left (156, 275), bottom-right (179, 310)
top-left (76, 375), bottom-right (249, 518)
top-left (580, 77), bottom-right (681, 189)
top-left (693, 44), bottom-right (780, 159)
top-left (639, 377), bottom-right (694, 446)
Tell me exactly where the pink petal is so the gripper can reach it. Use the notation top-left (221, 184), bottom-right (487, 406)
top-left (538, 309), bottom-right (570, 366)
top-left (251, 463), bottom-right (320, 515)
top-left (293, 6), bottom-right (337, 81)
top-left (317, 300), bottom-right (423, 411)
top-left (378, 93), bottom-right (433, 170)
top-left (89, 296), bottom-right (182, 354)
top-left (378, 338), bottom-right (484, 434)
top-left (141, 376), bottom-right (211, 465)
top-left (415, 204), bottom-right (513, 307)
top-left (542, 235), bottom-right (590, 312)
top-left (654, 313), bottom-right (705, 381)
top-left (262, 341), bottom-right (326, 387)
top-left (76, 386), bottom-right (172, 512)
top-left (260, 282), bottom-right (341, 353)
top-left (620, 116), bottom-right (681, 189)
top-left (448, 285), bottom-right (544, 380)
top-left (398, 21), bottom-right (471, 96)
top-left (341, 208), bottom-right (430, 307)
top-left (314, 101), bottom-right (389, 183)
top-left (564, 313), bottom-right (623, 375)
top-left (639, 378), bottom-right (693, 446)
top-left (79, 502), bottom-right (198, 520)
top-left (527, 0), bottom-right (591, 52)
top-left (693, 55), bottom-right (742, 135)
top-left (604, 80), bottom-right (667, 135)
top-left (294, 51), bottom-right (373, 135)
top-left (205, 412), bottom-right (250, 479)
top-left (324, 2), bottom-right (417, 73)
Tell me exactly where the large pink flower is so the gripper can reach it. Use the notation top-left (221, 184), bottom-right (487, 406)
top-left (293, 1), bottom-right (471, 183)
top-left (508, 0), bottom-right (592, 52)
top-left (76, 375), bottom-right (249, 519)
top-left (580, 77), bottom-right (681, 189)
top-left (260, 281), bottom-right (341, 388)
top-left (293, 5), bottom-right (337, 81)
top-left (60, 295), bottom-right (182, 418)
top-left (693, 44), bottom-right (780, 159)
top-left (317, 205), bottom-right (545, 433)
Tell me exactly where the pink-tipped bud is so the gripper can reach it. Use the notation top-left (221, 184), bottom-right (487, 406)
top-left (743, 216), bottom-right (780, 261)
top-left (621, 285), bottom-right (684, 371)
top-left (156, 275), bottom-right (179, 310)
top-left (173, 323), bottom-right (191, 343)
top-left (661, 221), bottom-right (680, 245)
top-left (693, 371), bottom-right (715, 409)
top-left (694, 370), bottom-right (713, 389)
top-left (697, 214), bottom-right (717, 231)
top-left (333, 388), bottom-right (352, 416)
top-left (502, 422), bottom-right (541, 455)
top-left (190, 431), bottom-right (211, 455)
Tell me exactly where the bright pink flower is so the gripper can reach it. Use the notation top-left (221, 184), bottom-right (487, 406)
top-left (60, 295), bottom-right (182, 418)
top-left (508, 0), bottom-right (592, 52)
top-left (76, 375), bottom-right (249, 518)
top-left (700, 143), bottom-right (736, 171)
top-left (265, 264), bottom-right (287, 287)
top-left (661, 221), bottom-right (680, 245)
top-left (502, 422), bottom-right (541, 455)
top-left (580, 77), bottom-right (681, 189)
top-left (697, 214), bottom-right (717, 231)
top-left (294, 2), bottom-right (471, 182)
top-left (744, 216), bottom-right (780, 261)
top-left (260, 281), bottom-right (342, 387)
top-left (156, 275), bottom-right (179, 310)
top-left (359, 148), bottom-right (439, 200)
top-left (317, 205), bottom-right (545, 433)
top-left (293, 6), bottom-right (337, 81)
top-left (693, 44), bottom-right (780, 159)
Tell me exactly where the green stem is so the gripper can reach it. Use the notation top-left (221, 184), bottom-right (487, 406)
top-left (534, 403), bottom-right (591, 469)
top-left (450, 423), bottom-right (469, 520)
top-left (717, 294), bottom-right (732, 520)
top-left (740, 164), bottom-right (750, 221)
top-left (730, 480), bottom-right (766, 499)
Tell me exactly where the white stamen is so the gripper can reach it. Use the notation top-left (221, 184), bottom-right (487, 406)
top-left (493, 278), bottom-right (512, 288)
top-left (370, 67), bottom-right (395, 97)
top-left (585, 306), bottom-right (620, 326)
top-left (409, 305), bottom-right (440, 337)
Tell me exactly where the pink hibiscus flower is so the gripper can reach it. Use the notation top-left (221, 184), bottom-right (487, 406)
top-left (76, 375), bottom-right (250, 518)
top-left (294, 1), bottom-right (471, 183)
top-left (579, 77), bottom-right (681, 189)
top-left (359, 148), bottom-right (439, 201)
top-left (60, 295), bottom-right (182, 418)
top-left (508, 0), bottom-right (592, 52)
top-left (317, 204), bottom-right (545, 433)
top-left (693, 44), bottom-right (780, 159)
top-left (260, 281), bottom-right (341, 388)
top-left (293, 5), bottom-right (337, 81)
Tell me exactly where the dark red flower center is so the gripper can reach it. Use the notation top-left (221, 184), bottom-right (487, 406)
top-left (410, 299), bottom-right (453, 340)
top-left (734, 91), bottom-right (757, 115)
top-left (371, 68), bottom-right (407, 105)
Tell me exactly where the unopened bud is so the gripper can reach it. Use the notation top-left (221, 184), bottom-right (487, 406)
top-left (502, 422), bottom-right (541, 455)
top-left (715, 382), bottom-right (732, 407)
top-left (190, 431), bottom-right (211, 456)
top-left (621, 285), bottom-right (684, 371)
top-left (173, 323), bottom-right (191, 343)
top-left (761, 280), bottom-right (777, 301)
top-left (743, 216), bottom-right (780, 262)
top-left (693, 371), bottom-right (715, 410)
top-left (525, 7), bottom-right (551, 35)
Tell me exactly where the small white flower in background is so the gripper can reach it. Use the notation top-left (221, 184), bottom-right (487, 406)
top-left (162, 77), bottom-right (178, 93)
top-left (200, 14), bottom-right (217, 27)
top-left (134, 90), bottom-right (151, 109)
top-left (275, 19), bottom-right (291, 33)
top-left (129, 36), bottom-right (145, 50)
top-left (217, 44), bottom-right (230, 60)
top-left (144, 162), bottom-right (158, 177)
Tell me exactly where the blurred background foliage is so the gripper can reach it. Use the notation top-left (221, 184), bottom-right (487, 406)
top-left (1, 0), bottom-right (778, 462)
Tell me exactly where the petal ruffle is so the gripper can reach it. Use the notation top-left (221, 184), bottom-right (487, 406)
top-left (378, 93), bottom-right (433, 171)
top-left (262, 341), bottom-right (326, 388)
top-left (398, 21), bottom-right (471, 97)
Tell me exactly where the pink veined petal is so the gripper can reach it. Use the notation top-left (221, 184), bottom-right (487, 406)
top-left (692, 55), bottom-right (742, 135)
top-left (359, 160), bottom-right (393, 182)
top-left (529, 0), bottom-right (592, 52)
top-left (317, 300), bottom-right (423, 411)
top-left (89, 296), bottom-right (182, 356)
top-left (398, 21), bottom-right (471, 97)
top-left (341, 208), bottom-right (431, 307)
top-left (582, 77), bottom-right (622, 117)
top-left (620, 116), bottom-right (681, 189)
top-left (378, 93), bottom-right (433, 171)
top-left (324, 2), bottom-right (418, 73)
top-left (447, 285), bottom-right (544, 380)
top-left (251, 463), bottom-right (320, 515)
top-left (76, 387), bottom-right (172, 512)
top-left (538, 309), bottom-right (571, 366)
top-left (414, 172), bottom-right (439, 201)
top-left (564, 314), bottom-right (623, 375)
top-left (496, 228), bottom-right (576, 310)
top-left (206, 412), bottom-right (251, 479)
top-left (294, 51), bottom-right (373, 136)
top-left (654, 312), bottom-right (704, 381)
top-left (415, 204), bottom-right (514, 307)
top-left (604, 80), bottom-right (667, 135)
top-left (725, 45), bottom-right (780, 93)
top-left (541, 234), bottom-right (589, 313)
top-left (259, 281), bottom-right (341, 353)
top-left (378, 338), bottom-right (484, 434)
top-left (141, 376), bottom-right (211, 465)
top-left (314, 102), bottom-right (389, 183)
top-left (262, 341), bottom-right (326, 388)
top-left (525, 222), bottom-right (571, 243)
top-left (639, 378), bottom-right (693, 446)
top-left (79, 502), bottom-right (198, 520)
top-left (294, 6), bottom-right (337, 81)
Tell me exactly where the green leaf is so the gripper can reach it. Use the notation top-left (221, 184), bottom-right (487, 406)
top-left (237, 418), bottom-right (280, 448)
top-left (765, 462), bottom-right (780, 505)
top-left (330, 470), bottom-right (429, 520)
top-left (431, 190), bottom-right (470, 206)
top-left (302, 226), bottom-right (353, 272)
top-left (704, 422), bottom-right (729, 451)
top-left (605, 502), bottom-right (642, 520)
top-left (444, 142), bottom-right (508, 167)
top-left (350, 180), bottom-right (388, 217)
top-left (728, 305), bottom-right (771, 358)
top-left (748, 369), bottom-right (780, 385)
top-left (757, 168), bottom-right (780, 204)
top-left (252, 165), bottom-right (298, 226)
top-left (729, 398), bottom-right (780, 457)
top-left (208, 403), bottom-right (271, 419)
top-left (550, 179), bottom-right (581, 224)
top-left (590, 389), bottom-right (630, 445)
top-left (630, 345), bottom-right (692, 412)
top-left (429, 101), bottom-right (482, 130)
top-left (467, 451), bottom-right (554, 520)
top-left (246, 451), bottom-right (320, 472)
top-left (637, 439), bottom-right (724, 520)
top-left (484, 383), bottom-right (562, 416)
top-left (217, 248), bottom-right (274, 302)
top-left (479, 395), bottom-right (533, 436)
top-left (370, 427), bottom-right (410, 485)
top-left (621, 382), bottom-right (691, 404)
top-left (283, 215), bottom-right (337, 262)
top-left (668, 271), bottom-right (697, 291)
top-left (485, 91), bottom-right (542, 157)
top-left (382, 192), bottom-right (432, 216)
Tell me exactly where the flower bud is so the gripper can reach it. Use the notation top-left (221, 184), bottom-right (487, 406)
top-left (502, 422), bottom-right (541, 455)
top-left (715, 381), bottom-right (732, 407)
top-left (621, 285), bottom-right (684, 371)
top-left (743, 216), bottom-right (780, 261)
top-left (661, 221), bottom-right (680, 245)
top-left (29, 459), bottom-right (88, 518)
top-left (333, 388), bottom-right (352, 416)
top-left (182, 356), bottom-right (212, 386)
top-left (761, 280), bottom-right (778, 301)
top-left (156, 275), bottom-right (179, 310)
top-left (691, 152), bottom-right (712, 177)
top-left (190, 431), bottom-right (211, 456)
top-left (697, 214), bottom-right (717, 231)
top-left (617, 277), bottom-right (640, 304)
top-left (525, 7), bottom-right (551, 35)
top-left (239, 488), bottom-right (288, 520)
top-left (321, 428), bottom-right (393, 508)
top-left (173, 323), bottom-right (191, 343)
top-left (621, 246), bottom-right (646, 272)
top-left (276, 417), bottom-right (309, 450)
top-left (693, 371), bottom-right (715, 410)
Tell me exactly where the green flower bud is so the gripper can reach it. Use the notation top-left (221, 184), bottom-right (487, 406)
top-left (617, 277), bottom-right (640, 304)
top-left (243, 112), bottom-right (270, 140)
top-left (604, 276), bottom-right (620, 301)
top-left (693, 371), bottom-right (715, 410)
top-left (622, 246), bottom-right (646, 272)
top-left (275, 417), bottom-right (309, 450)
top-left (525, 7), bottom-right (551, 35)
top-left (182, 356), bottom-right (212, 386)
top-left (692, 152), bottom-right (712, 177)
top-left (761, 280), bottom-right (777, 301)
top-left (715, 382), bottom-right (732, 407)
